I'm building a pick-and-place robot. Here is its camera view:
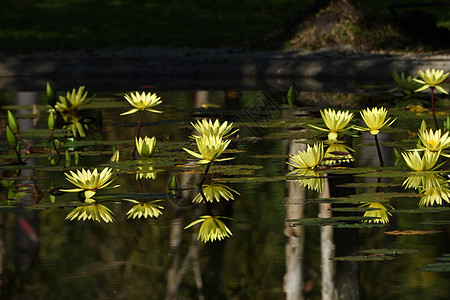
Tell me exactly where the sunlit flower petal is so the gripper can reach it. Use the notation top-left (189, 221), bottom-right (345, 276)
top-left (120, 92), bottom-right (163, 115)
top-left (61, 167), bottom-right (119, 197)
top-left (357, 107), bottom-right (396, 135)
top-left (183, 134), bottom-right (233, 164)
top-left (191, 119), bottom-right (239, 138)
top-left (309, 109), bottom-right (354, 140)
top-left (418, 127), bottom-right (450, 152)
top-left (401, 149), bottom-right (440, 171)
top-left (55, 86), bottom-right (92, 112)
top-left (414, 68), bottom-right (449, 94)
top-left (287, 143), bottom-right (324, 169)
top-left (135, 136), bottom-right (156, 159)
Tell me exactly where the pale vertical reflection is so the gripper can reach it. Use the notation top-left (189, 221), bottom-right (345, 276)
top-left (166, 91), bottom-right (208, 299)
top-left (319, 177), bottom-right (335, 300)
top-left (284, 140), bottom-right (305, 300)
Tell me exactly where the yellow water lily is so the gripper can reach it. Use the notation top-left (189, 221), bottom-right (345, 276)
top-left (62, 167), bottom-right (119, 199)
top-left (185, 215), bottom-right (232, 243)
top-left (193, 183), bottom-right (240, 203)
top-left (121, 92), bottom-right (163, 115)
top-left (357, 107), bottom-right (396, 135)
top-left (389, 71), bottom-right (422, 95)
top-left (309, 108), bottom-right (354, 140)
top-left (287, 143), bottom-right (324, 169)
top-left (183, 134), bottom-right (233, 164)
top-left (55, 86), bottom-right (93, 112)
top-left (414, 68), bottom-right (449, 94)
top-left (66, 199), bottom-right (115, 223)
top-left (125, 199), bottom-right (164, 219)
top-left (361, 202), bottom-right (393, 224)
top-left (191, 119), bottom-right (239, 138)
top-left (401, 149), bottom-right (440, 171)
top-left (418, 127), bottom-right (450, 152)
top-left (323, 142), bottom-right (354, 165)
top-left (135, 136), bottom-right (156, 158)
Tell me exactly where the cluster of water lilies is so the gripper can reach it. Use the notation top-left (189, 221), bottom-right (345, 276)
top-left (182, 118), bottom-right (239, 242)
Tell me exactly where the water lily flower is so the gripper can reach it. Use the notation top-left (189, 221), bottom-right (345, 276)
top-left (309, 108), bottom-right (354, 140)
top-left (191, 119), bottom-right (239, 138)
top-left (55, 86), bottom-right (92, 112)
top-left (135, 136), bottom-right (156, 159)
top-left (323, 142), bottom-right (354, 165)
top-left (121, 92), bottom-right (163, 115)
top-left (185, 215), bottom-right (232, 243)
top-left (414, 68), bottom-right (449, 94)
top-left (389, 71), bottom-right (422, 95)
top-left (357, 107), bottom-right (396, 135)
top-left (418, 127), bottom-right (450, 153)
top-left (66, 198), bottom-right (115, 223)
top-left (62, 167), bottom-right (119, 199)
top-left (401, 149), bottom-right (441, 171)
top-left (183, 134), bottom-right (233, 164)
top-left (125, 199), bottom-right (164, 219)
top-left (193, 183), bottom-right (240, 203)
top-left (287, 143), bottom-right (324, 169)
top-left (361, 202), bottom-right (393, 224)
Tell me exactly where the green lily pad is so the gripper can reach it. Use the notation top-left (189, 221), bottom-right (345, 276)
top-left (336, 182), bottom-right (400, 188)
top-left (394, 207), bottom-right (450, 214)
top-left (418, 262), bottom-right (450, 272)
top-left (335, 255), bottom-right (395, 261)
top-left (419, 220), bottom-right (450, 225)
top-left (360, 248), bottom-right (419, 255)
top-left (288, 216), bottom-right (376, 226)
top-left (213, 176), bottom-right (285, 183)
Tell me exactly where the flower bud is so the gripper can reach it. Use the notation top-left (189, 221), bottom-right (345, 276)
top-left (46, 82), bottom-right (57, 107)
top-left (6, 126), bottom-right (17, 147)
top-left (7, 110), bottom-right (19, 134)
top-left (48, 110), bottom-right (56, 131)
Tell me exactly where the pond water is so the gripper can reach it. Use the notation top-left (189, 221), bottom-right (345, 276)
top-left (0, 85), bottom-right (449, 299)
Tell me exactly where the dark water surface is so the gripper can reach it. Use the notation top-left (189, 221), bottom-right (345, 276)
top-left (0, 86), bottom-right (449, 299)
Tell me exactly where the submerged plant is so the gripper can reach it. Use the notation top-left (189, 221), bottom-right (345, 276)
top-left (360, 202), bottom-right (393, 224)
top-left (125, 199), bottom-right (164, 219)
top-left (66, 198), bottom-right (115, 223)
top-left (183, 134), bottom-right (233, 164)
top-left (309, 108), bottom-right (354, 140)
top-left (191, 119), bottom-right (239, 138)
top-left (193, 183), bottom-right (240, 203)
top-left (185, 215), bottom-right (232, 243)
top-left (287, 143), bottom-right (324, 170)
top-left (62, 167), bottom-right (119, 199)
top-left (414, 68), bottom-right (449, 130)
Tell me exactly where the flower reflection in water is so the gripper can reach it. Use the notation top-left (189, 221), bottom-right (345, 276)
top-left (125, 199), bottom-right (164, 219)
top-left (323, 141), bottom-right (354, 166)
top-left (66, 198), bottom-right (115, 223)
top-left (185, 215), bottom-right (233, 243)
top-left (360, 202), bottom-right (393, 224)
top-left (289, 168), bottom-right (324, 193)
top-left (193, 183), bottom-right (240, 203)
top-left (403, 173), bottom-right (450, 206)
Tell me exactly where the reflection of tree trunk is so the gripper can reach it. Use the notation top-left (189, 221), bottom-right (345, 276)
top-left (319, 177), bottom-right (335, 300)
top-left (284, 140), bottom-right (305, 300)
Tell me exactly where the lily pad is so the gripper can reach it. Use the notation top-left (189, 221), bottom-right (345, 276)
top-left (288, 216), bottom-right (376, 226)
top-left (359, 248), bottom-right (419, 255)
top-left (418, 262), bottom-right (450, 272)
top-left (384, 230), bottom-right (442, 235)
top-left (335, 255), bottom-right (395, 261)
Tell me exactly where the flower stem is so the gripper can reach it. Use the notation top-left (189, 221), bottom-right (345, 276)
top-left (198, 162), bottom-right (213, 214)
top-left (132, 110), bottom-right (144, 159)
top-left (373, 134), bottom-right (384, 167)
top-left (50, 130), bottom-right (60, 156)
top-left (431, 88), bottom-right (439, 130)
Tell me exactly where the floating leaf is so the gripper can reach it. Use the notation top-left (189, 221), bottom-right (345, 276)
top-left (336, 182), bottom-right (400, 188)
top-left (335, 255), bottom-right (395, 261)
top-left (418, 262), bottom-right (450, 272)
top-left (359, 248), bottom-right (419, 255)
top-left (384, 230), bottom-right (442, 235)
top-left (289, 216), bottom-right (376, 226)
top-left (393, 207), bottom-right (450, 214)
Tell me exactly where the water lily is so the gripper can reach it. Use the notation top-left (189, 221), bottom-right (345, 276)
top-left (62, 167), bottom-right (119, 199)
top-left (193, 183), bottom-right (240, 203)
top-left (357, 107), bottom-right (396, 135)
top-left (135, 136), bottom-right (156, 159)
top-left (287, 143), bottom-right (324, 169)
top-left (183, 134), bottom-right (233, 164)
top-left (309, 108), bottom-right (354, 140)
top-left (121, 92), bottom-right (163, 115)
top-left (401, 149), bottom-right (440, 171)
top-left (191, 119), bottom-right (238, 138)
top-left (361, 202), bottom-right (393, 224)
top-left (389, 71), bottom-right (422, 95)
top-left (414, 68), bottom-right (449, 94)
top-left (418, 127), bottom-right (450, 153)
top-left (125, 199), bottom-right (164, 219)
top-left (55, 86), bottom-right (92, 112)
top-left (185, 215), bottom-right (232, 243)
top-left (66, 199), bottom-right (115, 223)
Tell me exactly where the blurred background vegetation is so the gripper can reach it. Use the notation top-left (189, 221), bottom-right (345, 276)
top-left (1, 0), bottom-right (450, 53)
